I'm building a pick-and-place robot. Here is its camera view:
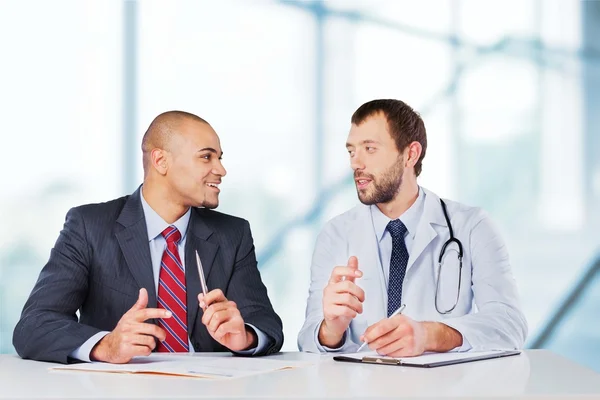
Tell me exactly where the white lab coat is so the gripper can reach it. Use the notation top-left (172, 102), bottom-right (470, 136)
top-left (298, 187), bottom-right (527, 353)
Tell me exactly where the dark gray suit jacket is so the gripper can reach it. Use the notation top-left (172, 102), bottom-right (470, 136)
top-left (13, 188), bottom-right (283, 363)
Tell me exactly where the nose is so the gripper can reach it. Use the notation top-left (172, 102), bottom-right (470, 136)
top-left (350, 152), bottom-right (365, 172)
top-left (212, 159), bottom-right (227, 177)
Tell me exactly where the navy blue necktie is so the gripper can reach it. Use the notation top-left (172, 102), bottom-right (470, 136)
top-left (387, 219), bottom-right (409, 317)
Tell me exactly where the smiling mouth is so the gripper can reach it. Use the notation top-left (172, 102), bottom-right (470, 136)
top-left (355, 179), bottom-right (372, 190)
top-left (206, 182), bottom-right (220, 192)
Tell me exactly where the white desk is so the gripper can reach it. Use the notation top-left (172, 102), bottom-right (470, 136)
top-left (1, 350), bottom-right (599, 399)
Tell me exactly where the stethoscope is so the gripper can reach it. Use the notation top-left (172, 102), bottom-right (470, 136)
top-left (436, 199), bottom-right (463, 314)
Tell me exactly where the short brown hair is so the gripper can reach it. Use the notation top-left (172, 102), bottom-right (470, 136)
top-left (351, 99), bottom-right (427, 176)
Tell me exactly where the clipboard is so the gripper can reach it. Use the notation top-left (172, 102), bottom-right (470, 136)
top-left (333, 350), bottom-right (521, 368)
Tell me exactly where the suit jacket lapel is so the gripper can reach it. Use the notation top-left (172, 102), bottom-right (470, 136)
top-left (406, 187), bottom-right (448, 273)
top-left (184, 208), bottom-right (219, 338)
top-left (115, 187), bottom-right (157, 307)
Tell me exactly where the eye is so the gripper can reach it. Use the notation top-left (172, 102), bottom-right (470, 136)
top-left (200, 153), bottom-right (211, 160)
top-left (348, 150), bottom-right (355, 156)
top-left (366, 146), bottom-right (376, 153)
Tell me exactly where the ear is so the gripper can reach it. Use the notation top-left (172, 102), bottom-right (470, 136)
top-left (405, 141), bottom-right (423, 169)
top-left (151, 148), bottom-right (168, 176)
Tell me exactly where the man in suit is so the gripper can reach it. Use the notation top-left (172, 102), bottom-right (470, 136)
top-left (14, 111), bottom-right (283, 363)
top-left (298, 99), bottom-right (527, 356)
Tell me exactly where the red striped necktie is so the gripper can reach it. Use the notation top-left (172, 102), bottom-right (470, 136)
top-left (156, 226), bottom-right (189, 352)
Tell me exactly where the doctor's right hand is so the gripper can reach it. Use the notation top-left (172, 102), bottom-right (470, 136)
top-left (318, 256), bottom-right (365, 348)
top-left (90, 288), bottom-right (170, 364)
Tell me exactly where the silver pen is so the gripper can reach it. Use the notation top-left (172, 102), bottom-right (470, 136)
top-left (356, 304), bottom-right (406, 352)
top-left (195, 250), bottom-right (209, 297)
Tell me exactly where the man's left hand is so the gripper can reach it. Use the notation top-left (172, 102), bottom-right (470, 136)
top-left (361, 314), bottom-right (427, 357)
top-left (199, 289), bottom-right (257, 352)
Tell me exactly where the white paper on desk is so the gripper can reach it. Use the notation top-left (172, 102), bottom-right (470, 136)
top-left (51, 356), bottom-right (312, 379)
top-left (340, 350), bottom-right (513, 365)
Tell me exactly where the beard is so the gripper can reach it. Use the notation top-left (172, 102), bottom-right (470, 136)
top-left (355, 158), bottom-right (404, 205)
top-left (201, 201), bottom-right (218, 209)
top-left (196, 190), bottom-right (220, 209)
top-left (200, 196), bottom-right (219, 209)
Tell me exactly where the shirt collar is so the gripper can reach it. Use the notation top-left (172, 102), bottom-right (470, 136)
top-left (371, 186), bottom-right (426, 243)
top-left (140, 188), bottom-right (191, 242)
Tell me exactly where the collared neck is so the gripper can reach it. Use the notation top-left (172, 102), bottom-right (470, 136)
top-left (371, 186), bottom-right (425, 242)
top-left (140, 189), bottom-right (191, 242)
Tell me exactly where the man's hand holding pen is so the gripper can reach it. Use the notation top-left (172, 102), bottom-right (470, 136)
top-left (195, 250), bottom-right (256, 352)
top-left (198, 289), bottom-right (257, 351)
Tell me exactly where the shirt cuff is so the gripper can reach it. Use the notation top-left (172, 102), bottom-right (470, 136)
top-left (68, 331), bottom-right (110, 362)
top-left (440, 322), bottom-right (472, 352)
top-left (234, 324), bottom-right (269, 355)
top-left (314, 320), bottom-right (348, 352)
top-left (454, 335), bottom-right (473, 352)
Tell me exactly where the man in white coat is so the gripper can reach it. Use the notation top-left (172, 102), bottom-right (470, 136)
top-left (298, 99), bottom-right (527, 357)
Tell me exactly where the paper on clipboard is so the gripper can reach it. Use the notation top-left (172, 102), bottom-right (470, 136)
top-left (334, 350), bottom-right (521, 368)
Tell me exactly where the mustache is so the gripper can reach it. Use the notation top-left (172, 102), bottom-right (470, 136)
top-left (354, 172), bottom-right (375, 180)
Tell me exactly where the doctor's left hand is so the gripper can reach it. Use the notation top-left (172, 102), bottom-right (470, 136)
top-left (199, 289), bottom-right (257, 352)
top-left (360, 314), bottom-right (427, 357)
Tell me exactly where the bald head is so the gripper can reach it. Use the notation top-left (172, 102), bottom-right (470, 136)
top-left (141, 111), bottom-right (209, 176)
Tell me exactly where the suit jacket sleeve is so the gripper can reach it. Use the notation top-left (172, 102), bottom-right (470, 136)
top-left (13, 207), bottom-right (101, 363)
top-left (227, 220), bottom-right (284, 356)
top-left (441, 211), bottom-right (528, 350)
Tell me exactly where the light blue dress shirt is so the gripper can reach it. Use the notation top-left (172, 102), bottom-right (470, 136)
top-left (69, 191), bottom-right (267, 361)
top-left (370, 187), bottom-right (425, 289)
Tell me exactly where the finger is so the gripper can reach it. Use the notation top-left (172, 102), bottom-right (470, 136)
top-left (325, 304), bottom-right (358, 320)
top-left (363, 319), bottom-right (397, 343)
top-left (342, 257), bottom-right (360, 283)
top-left (131, 322), bottom-right (167, 342)
top-left (203, 289), bottom-right (227, 308)
top-left (367, 328), bottom-right (402, 353)
top-left (329, 266), bottom-right (363, 284)
top-left (130, 334), bottom-right (157, 351)
top-left (347, 256), bottom-right (358, 270)
top-left (133, 307), bottom-right (172, 322)
top-left (128, 344), bottom-right (153, 358)
top-left (331, 293), bottom-right (363, 314)
top-left (119, 333), bottom-right (154, 351)
top-left (214, 318), bottom-right (244, 340)
top-left (377, 336), bottom-right (412, 357)
top-left (332, 281), bottom-right (366, 302)
top-left (198, 293), bottom-right (206, 310)
top-left (207, 309), bottom-right (236, 333)
top-left (201, 301), bottom-right (236, 325)
top-left (127, 288), bottom-right (149, 314)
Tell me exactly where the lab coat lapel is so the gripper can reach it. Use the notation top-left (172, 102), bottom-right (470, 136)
top-left (349, 205), bottom-right (387, 324)
top-left (406, 188), bottom-right (448, 273)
